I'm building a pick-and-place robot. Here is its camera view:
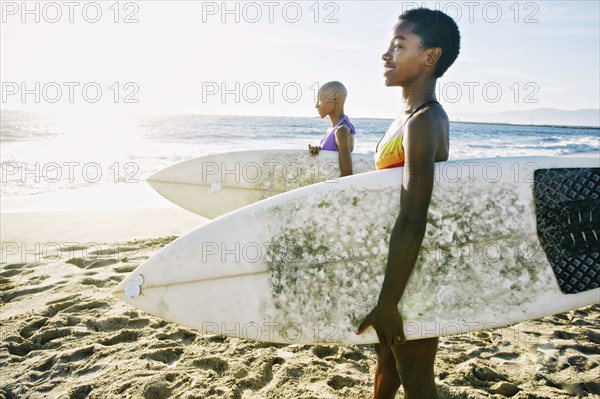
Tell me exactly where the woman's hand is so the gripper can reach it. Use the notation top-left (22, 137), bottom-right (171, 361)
top-left (356, 302), bottom-right (406, 347)
top-left (308, 144), bottom-right (321, 157)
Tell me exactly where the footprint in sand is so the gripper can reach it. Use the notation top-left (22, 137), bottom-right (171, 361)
top-left (79, 277), bottom-right (106, 287)
top-left (99, 329), bottom-right (142, 346)
top-left (66, 257), bottom-right (119, 269)
top-left (204, 334), bottom-right (229, 343)
top-left (113, 264), bottom-right (138, 273)
top-left (561, 381), bottom-right (600, 396)
top-left (89, 315), bottom-right (151, 332)
top-left (192, 356), bottom-right (229, 375)
top-left (327, 374), bottom-right (361, 390)
top-left (470, 364), bottom-right (508, 383)
top-left (19, 317), bottom-right (50, 338)
top-left (552, 329), bottom-right (578, 340)
top-left (119, 255), bottom-right (149, 264)
top-left (570, 342), bottom-right (600, 356)
top-left (0, 268), bottom-right (27, 278)
top-left (141, 378), bottom-right (172, 399)
top-left (445, 352), bottom-right (471, 365)
top-left (32, 354), bottom-right (58, 372)
top-left (68, 384), bottom-right (93, 399)
top-left (79, 276), bottom-right (123, 288)
top-left (0, 275), bottom-right (15, 293)
top-left (31, 327), bottom-right (76, 345)
top-left (565, 354), bottom-right (597, 372)
top-left (312, 345), bottom-right (338, 359)
top-left (59, 345), bottom-right (95, 363)
top-left (29, 345), bottom-right (96, 379)
top-left (583, 329), bottom-right (600, 345)
top-left (340, 346), bottom-right (368, 362)
top-left (62, 299), bottom-right (109, 314)
top-left (6, 324), bottom-right (85, 358)
top-left (482, 351), bottom-right (521, 362)
top-left (2, 284), bottom-right (59, 303)
top-left (1, 263), bottom-right (36, 272)
top-left (155, 328), bottom-right (197, 344)
top-left (6, 341), bottom-right (36, 357)
top-left (237, 356), bottom-right (285, 390)
top-left (142, 346), bottom-right (185, 365)
top-left (39, 295), bottom-right (80, 317)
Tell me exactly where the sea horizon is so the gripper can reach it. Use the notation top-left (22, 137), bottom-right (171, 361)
top-left (2, 108), bottom-right (600, 130)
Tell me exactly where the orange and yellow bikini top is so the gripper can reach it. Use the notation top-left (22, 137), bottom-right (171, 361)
top-left (375, 101), bottom-right (439, 170)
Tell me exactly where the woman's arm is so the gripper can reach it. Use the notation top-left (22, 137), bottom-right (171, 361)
top-left (357, 113), bottom-right (440, 346)
top-left (378, 114), bottom-right (437, 309)
top-left (335, 125), bottom-right (353, 176)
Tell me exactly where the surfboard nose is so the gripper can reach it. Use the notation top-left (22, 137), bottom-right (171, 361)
top-left (111, 277), bottom-right (128, 299)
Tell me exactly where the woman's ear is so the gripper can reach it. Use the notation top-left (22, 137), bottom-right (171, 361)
top-left (425, 47), bottom-right (442, 67)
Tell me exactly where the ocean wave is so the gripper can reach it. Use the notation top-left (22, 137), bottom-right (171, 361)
top-left (2, 113), bottom-right (599, 197)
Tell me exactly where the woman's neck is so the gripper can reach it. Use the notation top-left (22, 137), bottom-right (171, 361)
top-left (401, 79), bottom-right (437, 113)
top-left (329, 109), bottom-right (345, 127)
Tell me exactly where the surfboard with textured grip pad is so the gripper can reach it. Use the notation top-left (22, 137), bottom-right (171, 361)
top-left (115, 156), bottom-right (600, 344)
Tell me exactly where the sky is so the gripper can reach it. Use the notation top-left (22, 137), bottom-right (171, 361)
top-left (1, 0), bottom-right (599, 121)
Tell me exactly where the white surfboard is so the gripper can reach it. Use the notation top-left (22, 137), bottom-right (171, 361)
top-left (114, 156), bottom-right (600, 344)
top-left (147, 150), bottom-right (375, 218)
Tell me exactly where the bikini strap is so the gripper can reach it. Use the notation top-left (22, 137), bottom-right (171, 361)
top-left (331, 115), bottom-right (356, 134)
top-left (403, 100), bottom-right (440, 127)
top-left (375, 101), bottom-right (439, 153)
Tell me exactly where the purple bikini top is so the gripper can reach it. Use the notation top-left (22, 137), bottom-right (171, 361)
top-left (319, 115), bottom-right (356, 151)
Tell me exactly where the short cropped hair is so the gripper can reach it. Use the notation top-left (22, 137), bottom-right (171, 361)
top-left (400, 8), bottom-right (461, 78)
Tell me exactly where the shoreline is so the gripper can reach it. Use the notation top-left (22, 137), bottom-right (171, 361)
top-left (448, 120), bottom-right (600, 130)
top-left (1, 208), bottom-right (206, 257)
top-left (0, 181), bottom-right (175, 214)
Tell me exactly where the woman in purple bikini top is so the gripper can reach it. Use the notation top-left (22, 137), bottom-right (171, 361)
top-left (319, 115), bottom-right (356, 151)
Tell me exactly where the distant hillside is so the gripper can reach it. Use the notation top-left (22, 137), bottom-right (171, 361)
top-left (452, 108), bottom-right (599, 127)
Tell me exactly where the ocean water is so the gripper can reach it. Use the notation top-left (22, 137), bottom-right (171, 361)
top-left (1, 110), bottom-right (599, 198)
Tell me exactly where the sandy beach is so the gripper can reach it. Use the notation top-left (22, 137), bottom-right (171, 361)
top-left (1, 192), bottom-right (599, 399)
top-left (2, 0), bottom-right (599, 393)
